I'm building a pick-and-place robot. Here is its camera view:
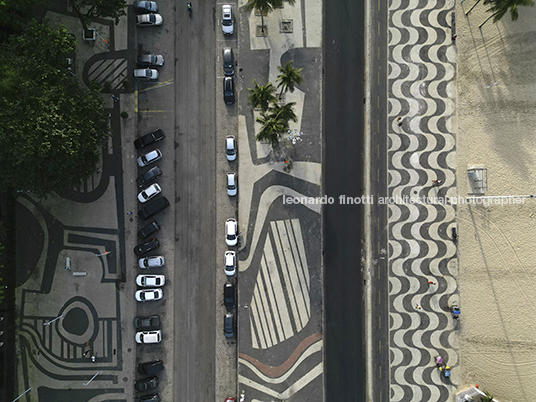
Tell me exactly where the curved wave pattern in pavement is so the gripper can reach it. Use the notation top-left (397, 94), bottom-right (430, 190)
top-left (388, 0), bottom-right (459, 400)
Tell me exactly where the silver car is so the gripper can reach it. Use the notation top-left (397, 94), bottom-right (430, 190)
top-left (137, 14), bottom-right (163, 26)
top-left (134, 68), bottom-right (159, 81)
top-left (137, 54), bottom-right (165, 67)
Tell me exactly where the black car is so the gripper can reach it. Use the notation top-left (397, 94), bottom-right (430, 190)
top-left (134, 129), bottom-right (165, 149)
top-left (133, 315), bottom-right (161, 330)
top-left (138, 360), bottom-right (164, 375)
top-left (138, 197), bottom-right (170, 220)
top-left (223, 77), bottom-right (235, 105)
top-left (134, 376), bottom-right (159, 392)
top-left (224, 313), bottom-right (234, 338)
top-left (139, 220), bottom-right (160, 239)
top-left (224, 282), bottom-right (235, 311)
top-left (135, 394), bottom-right (161, 402)
top-left (223, 47), bottom-right (234, 76)
top-left (134, 238), bottom-right (160, 256)
top-left (136, 166), bottom-right (162, 188)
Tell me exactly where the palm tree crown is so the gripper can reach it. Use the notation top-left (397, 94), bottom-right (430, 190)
top-left (247, 79), bottom-right (277, 112)
top-left (276, 60), bottom-right (304, 97)
top-left (483, 0), bottom-right (535, 22)
top-left (255, 113), bottom-right (287, 147)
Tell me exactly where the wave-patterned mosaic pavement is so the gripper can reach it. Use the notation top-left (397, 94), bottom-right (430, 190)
top-left (387, 0), bottom-right (459, 400)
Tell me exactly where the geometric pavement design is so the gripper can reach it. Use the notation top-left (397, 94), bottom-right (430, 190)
top-left (387, 0), bottom-right (460, 400)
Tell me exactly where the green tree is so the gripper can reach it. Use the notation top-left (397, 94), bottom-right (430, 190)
top-left (0, 0), bottom-right (55, 42)
top-left (247, 79), bottom-right (277, 112)
top-left (255, 113), bottom-right (287, 148)
top-left (276, 60), bottom-right (304, 98)
top-left (69, 0), bottom-right (126, 35)
top-left (482, 0), bottom-right (534, 25)
top-left (268, 101), bottom-right (297, 129)
top-left (0, 21), bottom-right (110, 196)
top-left (244, 0), bottom-right (296, 34)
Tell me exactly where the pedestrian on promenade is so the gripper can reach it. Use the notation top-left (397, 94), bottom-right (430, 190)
top-left (428, 281), bottom-right (436, 285)
top-left (397, 116), bottom-right (402, 127)
top-left (432, 179), bottom-right (443, 186)
top-left (96, 168), bottom-right (102, 174)
top-left (452, 34), bottom-right (457, 41)
top-left (111, 95), bottom-right (119, 103)
top-left (91, 355), bottom-right (96, 362)
top-left (127, 211), bottom-right (132, 215)
top-left (415, 304), bottom-right (421, 310)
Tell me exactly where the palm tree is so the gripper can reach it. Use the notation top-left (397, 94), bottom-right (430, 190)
top-left (481, 391), bottom-right (494, 402)
top-left (256, 113), bottom-right (287, 147)
top-left (481, 0), bottom-right (534, 27)
top-left (268, 101), bottom-right (297, 128)
top-left (276, 60), bottom-right (304, 98)
top-left (244, 0), bottom-right (296, 34)
top-left (247, 79), bottom-right (277, 112)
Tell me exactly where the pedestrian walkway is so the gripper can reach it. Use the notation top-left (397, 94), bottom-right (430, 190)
top-left (236, 0), bottom-right (324, 400)
top-left (387, 0), bottom-right (459, 400)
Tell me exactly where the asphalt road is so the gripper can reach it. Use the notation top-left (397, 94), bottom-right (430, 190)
top-left (173, 2), bottom-right (217, 401)
top-left (323, 0), bottom-right (367, 400)
top-left (368, 0), bottom-right (390, 400)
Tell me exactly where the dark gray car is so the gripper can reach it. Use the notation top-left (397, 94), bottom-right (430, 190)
top-left (137, 54), bottom-right (164, 67)
top-left (224, 313), bottom-right (234, 338)
top-left (223, 47), bottom-right (234, 76)
top-left (223, 77), bottom-right (235, 105)
top-left (133, 315), bottom-right (161, 330)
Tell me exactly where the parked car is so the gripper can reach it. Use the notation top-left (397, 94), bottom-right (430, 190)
top-left (136, 166), bottom-right (162, 188)
top-left (225, 135), bottom-right (237, 161)
top-left (134, 376), bottom-right (159, 392)
top-left (138, 183), bottom-right (162, 203)
top-left (135, 288), bottom-right (163, 302)
top-left (138, 360), bottom-right (164, 375)
top-left (223, 76), bottom-right (235, 105)
top-left (138, 197), bottom-right (170, 220)
top-left (134, 68), bottom-right (159, 81)
top-left (137, 14), bottom-right (163, 26)
top-left (224, 251), bottom-right (236, 276)
top-left (134, 238), bottom-right (160, 256)
top-left (224, 313), bottom-right (234, 338)
top-left (134, 1), bottom-right (158, 13)
top-left (137, 149), bottom-right (162, 167)
top-left (138, 220), bottom-right (160, 238)
top-left (137, 54), bottom-right (165, 67)
top-left (227, 172), bottom-right (237, 196)
top-left (134, 129), bottom-right (165, 149)
top-left (222, 5), bottom-right (233, 35)
top-left (225, 219), bottom-right (238, 246)
top-left (224, 282), bottom-right (235, 310)
top-left (136, 274), bottom-right (165, 287)
top-left (133, 315), bottom-right (161, 330)
top-left (139, 256), bottom-right (165, 269)
top-left (135, 393), bottom-right (161, 402)
top-left (223, 47), bottom-right (234, 75)
top-left (225, 398), bottom-right (236, 402)
top-left (135, 330), bottom-right (162, 344)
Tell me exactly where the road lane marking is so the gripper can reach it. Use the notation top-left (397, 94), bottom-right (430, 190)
top-left (138, 79), bottom-right (174, 92)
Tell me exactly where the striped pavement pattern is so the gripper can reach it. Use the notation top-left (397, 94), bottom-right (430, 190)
top-left (249, 219), bottom-right (310, 349)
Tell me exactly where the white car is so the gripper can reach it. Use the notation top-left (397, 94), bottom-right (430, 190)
top-left (225, 218), bottom-right (238, 246)
top-left (227, 173), bottom-right (237, 196)
top-left (138, 183), bottom-right (162, 203)
top-left (136, 274), bottom-right (166, 287)
top-left (222, 5), bottom-right (234, 35)
top-left (134, 68), bottom-right (159, 81)
top-left (137, 149), bottom-right (162, 167)
top-left (136, 13), bottom-right (163, 26)
top-left (135, 288), bottom-right (163, 302)
top-left (224, 251), bottom-right (236, 276)
top-left (139, 256), bottom-right (165, 269)
top-left (226, 135), bottom-right (236, 161)
top-left (135, 330), bottom-right (162, 344)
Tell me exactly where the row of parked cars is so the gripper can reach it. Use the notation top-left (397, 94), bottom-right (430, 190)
top-left (134, 0), bottom-right (165, 82)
